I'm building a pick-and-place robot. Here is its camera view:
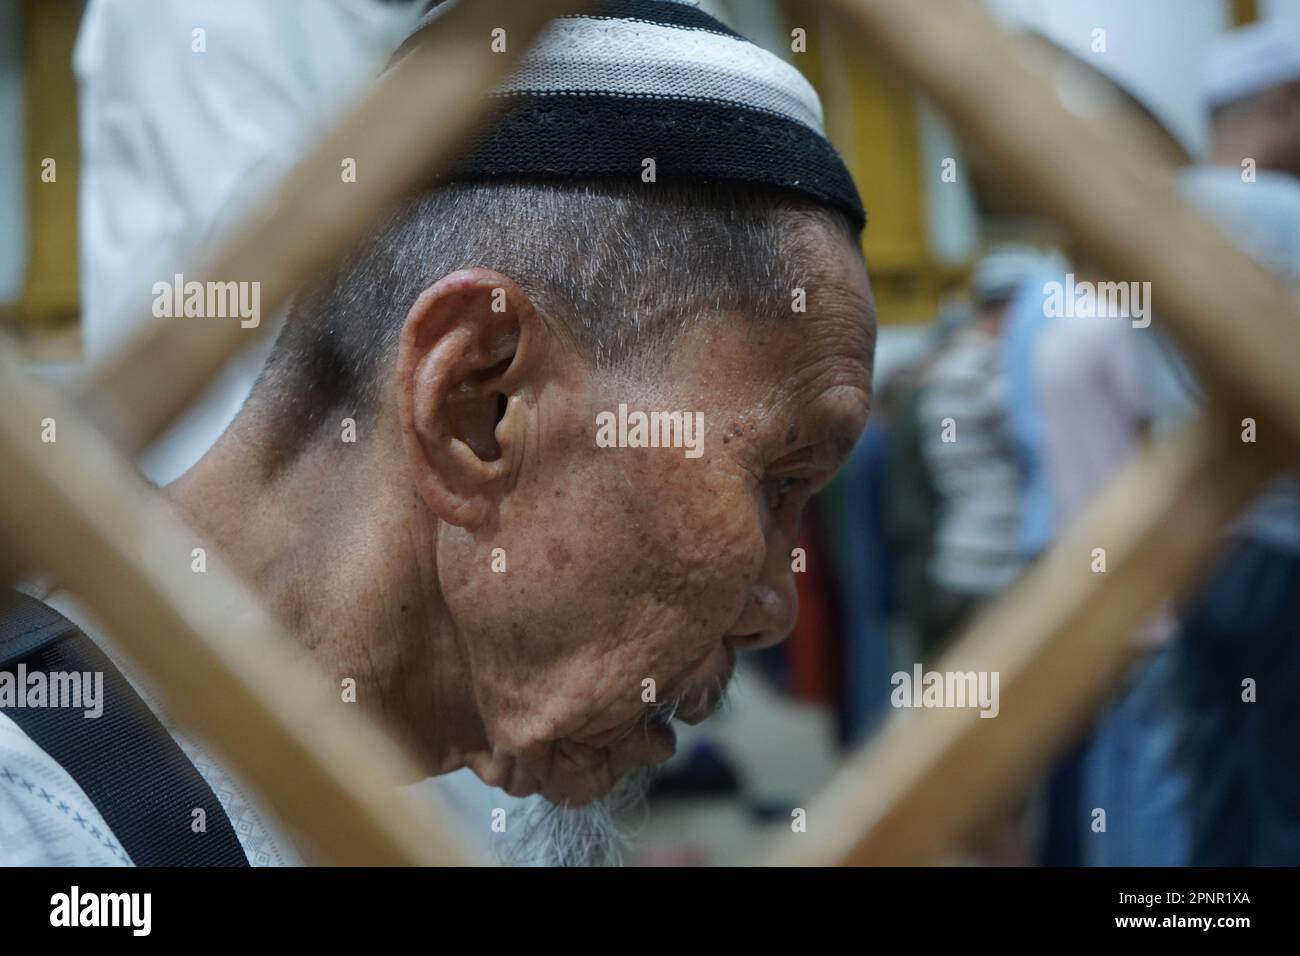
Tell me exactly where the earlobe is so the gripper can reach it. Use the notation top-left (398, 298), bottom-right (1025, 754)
top-left (395, 268), bottom-right (538, 529)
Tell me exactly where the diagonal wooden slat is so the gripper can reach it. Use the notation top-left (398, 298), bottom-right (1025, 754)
top-left (74, 0), bottom-right (589, 456)
top-left (767, 417), bottom-right (1273, 865)
top-left (830, 0), bottom-right (1300, 451)
top-left (2, 336), bottom-right (486, 864)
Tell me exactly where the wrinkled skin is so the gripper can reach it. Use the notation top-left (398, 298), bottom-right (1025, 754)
top-left (171, 221), bottom-right (874, 808)
top-left (436, 234), bottom-right (875, 804)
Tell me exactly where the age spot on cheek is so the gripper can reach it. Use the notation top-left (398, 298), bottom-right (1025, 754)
top-left (547, 542), bottom-right (572, 570)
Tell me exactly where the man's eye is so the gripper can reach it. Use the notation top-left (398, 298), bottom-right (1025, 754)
top-left (766, 476), bottom-right (812, 510)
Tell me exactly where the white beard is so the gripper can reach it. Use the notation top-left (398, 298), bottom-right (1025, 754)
top-left (504, 768), bottom-right (653, 867)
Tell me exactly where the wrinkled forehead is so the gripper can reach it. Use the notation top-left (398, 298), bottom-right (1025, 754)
top-left (647, 250), bottom-right (875, 429)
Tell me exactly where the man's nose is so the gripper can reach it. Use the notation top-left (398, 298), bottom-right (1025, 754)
top-left (728, 581), bottom-right (797, 651)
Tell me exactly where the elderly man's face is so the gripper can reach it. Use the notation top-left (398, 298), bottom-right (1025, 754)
top-left (440, 231), bottom-right (874, 806)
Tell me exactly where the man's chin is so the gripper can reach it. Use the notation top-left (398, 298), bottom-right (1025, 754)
top-left (507, 767), bottom-right (655, 867)
top-left (540, 725), bottom-right (677, 807)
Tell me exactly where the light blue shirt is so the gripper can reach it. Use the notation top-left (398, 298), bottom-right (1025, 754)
top-left (1001, 272), bottom-right (1063, 559)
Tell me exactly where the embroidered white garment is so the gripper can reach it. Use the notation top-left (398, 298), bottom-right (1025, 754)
top-left (1, 588), bottom-right (544, 866)
top-left (0, 710), bottom-right (132, 866)
top-left (0, 589), bottom-right (304, 866)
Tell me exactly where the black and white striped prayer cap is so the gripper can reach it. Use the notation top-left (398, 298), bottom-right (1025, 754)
top-left (394, 0), bottom-right (866, 230)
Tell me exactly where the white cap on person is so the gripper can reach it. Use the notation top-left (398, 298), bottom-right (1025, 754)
top-left (1202, 20), bottom-right (1300, 111)
top-left (972, 245), bottom-right (1062, 308)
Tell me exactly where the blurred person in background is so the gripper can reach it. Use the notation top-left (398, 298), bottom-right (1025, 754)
top-left (75, 0), bottom-right (422, 483)
top-left (1033, 261), bottom-right (1186, 866)
top-left (915, 248), bottom-right (1044, 655)
top-left (881, 300), bottom-right (965, 665)
top-left (997, 247), bottom-right (1070, 567)
top-left (1037, 19), bottom-right (1300, 867)
top-left (1145, 20), bottom-right (1300, 866)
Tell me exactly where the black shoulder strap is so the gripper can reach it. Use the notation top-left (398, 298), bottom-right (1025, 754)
top-left (0, 591), bottom-right (250, 866)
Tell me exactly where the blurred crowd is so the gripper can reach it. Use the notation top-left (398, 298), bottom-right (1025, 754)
top-left (754, 20), bottom-right (1300, 866)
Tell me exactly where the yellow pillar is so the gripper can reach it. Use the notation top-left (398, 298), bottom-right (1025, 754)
top-left (17, 0), bottom-right (81, 339)
top-left (780, 0), bottom-right (966, 325)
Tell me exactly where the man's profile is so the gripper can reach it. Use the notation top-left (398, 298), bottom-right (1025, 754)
top-left (1, 0), bottom-right (874, 866)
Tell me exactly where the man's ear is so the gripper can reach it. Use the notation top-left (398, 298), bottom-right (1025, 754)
top-left (396, 268), bottom-right (540, 529)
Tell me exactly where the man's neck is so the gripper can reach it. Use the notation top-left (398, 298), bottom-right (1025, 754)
top-left (164, 426), bottom-right (487, 779)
